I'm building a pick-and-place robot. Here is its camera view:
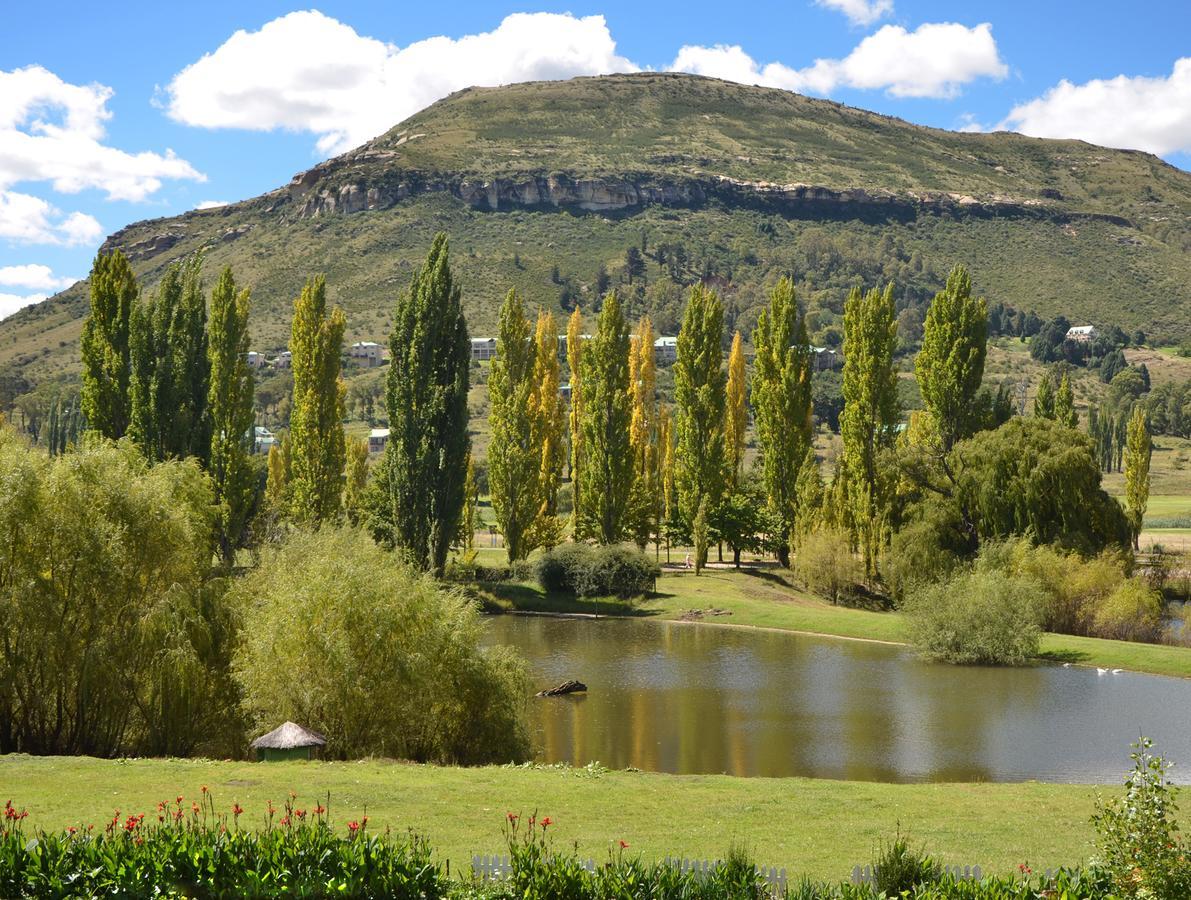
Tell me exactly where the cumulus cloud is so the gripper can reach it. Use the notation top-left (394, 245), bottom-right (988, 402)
top-left (196, 199), bottom-right (228, 210)
top-left (1000, 58), bottom-right (1191, 156)
top-left (672, 22), bottom-right (1007, 99)
top-left (815, 0), bottom-right (893, 26)
top-left (0, 263), bottom-right (75, 292)
top-left (0, 65), bottom-right (203, 202)
top-left (0, 291), bottom-right (48, 320)
top-left (164, 10), bottom-right (638, 156)
top-left (0, 190), bottom-right (102, 246)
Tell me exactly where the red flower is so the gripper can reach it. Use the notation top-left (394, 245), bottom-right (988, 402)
top-left (361, 815), bottom-right (368, 828)
top-left (191, 802), bottom-right (200, 815)
top-left (289, 791), bottom-right (297, 800)
top-left (295, 809), bottom-right (306, 820)
top-left (232, 803), bottom-right (244, 818)
top-left (347, 820), bottom-right (360, 835)
top-left (541, 817), bottom-right (553, 829)
top-left (267, 801), bottom-right (275, 815)
top-left (66, 826), bottom-right (77, 835)
top-left (176, 796), bottom-right (183, 805)
top-left (279, 816), bottom-right (290, 827)
top-left (315, 804), bottom-right (326, 816)
top-left (619, 840), bottom-right (630, 849)
top-left (507, 813), bottom-right (518, 822)
top-left (201, 785), bottom-right (208, 795)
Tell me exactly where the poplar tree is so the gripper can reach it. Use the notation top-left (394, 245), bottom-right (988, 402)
top-left (488, 289), bottom-right (540, 562)
top-left (751, 277), bottom-right (813, 566)
top-left (914, 265), bottom-right (988, 451)
top-left (566, 307), bottom-right (585, 528)
top-left (383, 233), bottom-right (470, 573)
top-left (168, 255), bottom-right (211, 462)
top-left (343, 435), bottom-right (370, 526)
top-left (1055, 372), bottom-right (1078, 428)
top-left (288, 276), bottom-right (347, 525)
top-left (530, 311), bottom-right (567, 521)
top-left (578, 292), bottom-right (634, 543)
top-left (129, 274), bottom-right (174, 460)
top-left (459, 456), bottom-right (478, 552)
top-left (1034, 372), bottom-right (1056, 419)
top-left (657, 404), bottom-right (674, 557)
top-left (265, 436), bottom-right (290, 517)
top-left (629, 315), bottom-right (659, 548)
top-left (207, 268), bottom-right (256, 563)
top-left (724, 330), bottom-right (747, 488)
top-left (80, 250), bottom-right (137, 439)
top-left (1124, 406), bottom-right (1151, 549)
top-left (793, 446), bottom-right (824, 544)
top-left (840, 284), bottom-right (899, 580)
top-left (674, 284), bottom-right (727, 554)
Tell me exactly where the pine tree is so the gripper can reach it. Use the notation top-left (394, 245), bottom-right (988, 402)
top-left (1034, 371), bottom-right (1056, 419)
top-left (1124, 406), bottom-right (1151, 549)
top-left (840, 284), bottom-right (900, 580)
top-left (343, 435), bottom-right (370, 526)
top-left (288, 276), bottom-right (347, 525)
top-left (566, 307), bottom-right (586, 528)
top-left (674, 284), bottom-right (728, 536)
top-left (207, 267), bottom-right (256, 562)
top-left (80, 250), bottom-right (137, 439)
top-left (1055, 372), bottom-right (1078, 428)
top-left (578, 292), bottom-right (634, 543)
top-left (383, 233), bottom-right (471, 573)
top-left (724, 330), bottom-right (747, 488)
top-left (750, 277), bottom-right (813, 566)
top-left (488, 289), bottom-right (540, 562)
top-left (530, 311), bottom-right (567, 520)
top-left (629, 315), bottom-right (659, 548)
top-left (914, 265), bottom-right (988, 451)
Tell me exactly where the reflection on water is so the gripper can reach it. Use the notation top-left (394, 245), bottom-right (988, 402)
top-left (484, 615), bottom-right (1191, 783)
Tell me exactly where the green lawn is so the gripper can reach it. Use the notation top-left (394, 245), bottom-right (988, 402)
top-left (0, 754), bottom-right (1111, 880)
top-left (480, 566), bottom-right (1191, 678)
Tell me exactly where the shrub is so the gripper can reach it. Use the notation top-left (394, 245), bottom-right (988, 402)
top-left (884, 507), bottom-right (966, 602)
top-left (903, 571), bottom-right (1043, 665)
top-left (536, 544), bottom-right (659, 598)
top-left (232, 528), bottom-right (531, 764)
top-left (1092, 578), bottom-right (1163, 642)
top-left (794, 527), bottom-right (863, 605)
top-left (871, 829), bottom-right (940, 896)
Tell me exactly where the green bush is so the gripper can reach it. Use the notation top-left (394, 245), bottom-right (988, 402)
top-left (884, 507), bottom-right (966, 602)
top-left (1092, 578), bottom-right (1163, 642)
top-left (871, 829), bottom-right (940, 896)
top-left (903, 571), bottom-right (1043, 665)
top-left (536, 544), bottom-right (660, 598)
top-left (232, 528), bottom-right (531, 764)
top-left (794, 527), bottom-right (864, 605)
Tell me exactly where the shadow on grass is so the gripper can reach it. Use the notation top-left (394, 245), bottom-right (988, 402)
top-left (1035, 648), bottom-right (1092, 665)
top-left (479, 581), bottom-right (661, 618)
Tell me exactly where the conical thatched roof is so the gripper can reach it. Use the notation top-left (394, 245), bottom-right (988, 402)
top-left (251, 721), bottom-right (326, 750)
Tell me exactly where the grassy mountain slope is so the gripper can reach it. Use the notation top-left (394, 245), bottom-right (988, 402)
top-left (3, 73), bottom-right (1189, 383)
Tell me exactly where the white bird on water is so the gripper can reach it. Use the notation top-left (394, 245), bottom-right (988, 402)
top-left (1112, 669), bottom-right (1123, 674)
top-left (1097, 668), bottom-right (1109, 675)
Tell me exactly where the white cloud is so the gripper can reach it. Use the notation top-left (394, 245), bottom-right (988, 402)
top-left (815, 0), bottom-right (893, 26)
top-left (164, 10), bottom-right (638, 155)
top-left (196, 199), bottom-right (228, 209)
top-left (1000, 58), bottom-right (1191, 156)
top-left (0, 263), bottom-right (75, 292)
top-left (672, 22), bottom-right (1007, 99)
top-left (0, 291), bottom-right (48, 320)
top-left (0, 190), bottom-right (102, 246)
top-left (0, 65), bottom-right (203, 202)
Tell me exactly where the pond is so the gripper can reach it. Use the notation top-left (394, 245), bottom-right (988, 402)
top-left (485, 614), bottom-right (1191, 783)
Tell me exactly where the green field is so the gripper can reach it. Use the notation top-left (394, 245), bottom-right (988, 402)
top-left (0, 754), bottom-right (1117, 880)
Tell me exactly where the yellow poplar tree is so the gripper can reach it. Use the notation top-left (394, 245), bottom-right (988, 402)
top-left (725, 330), bottom-right (747, 488)
top-left (566, 307), bottom-right (585, 531)
top-left (629, 316), bottom-right (659, 547)
top-left (529, 311), bottom-right (567, 546)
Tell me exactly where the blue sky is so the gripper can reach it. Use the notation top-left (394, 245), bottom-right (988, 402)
top-left (2, 0), bottom-right (1188, 316)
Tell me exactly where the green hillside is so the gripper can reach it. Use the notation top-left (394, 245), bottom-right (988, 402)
top-left (3, 72), bottom-right (1189, 383)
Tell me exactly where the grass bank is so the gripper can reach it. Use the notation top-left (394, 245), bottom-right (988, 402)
top-left (0, 754), bottom-right (1105, 880)
top-left (479, 566), bottom-right (1191, 679)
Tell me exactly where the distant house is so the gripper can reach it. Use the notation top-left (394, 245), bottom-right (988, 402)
top-left (274, 350), bottom-right (292, 369)
top-left (253, 426), bottom-right (277, 454)
top-left (368, 427), bottom-right (390, 454)
top-left (1066, 325), bottom-right (1097, 343)
top-left (559, 382), bottom-right (572, 400)
top-left (810, 346), bottom-right (841, 371)
top-left (250, 721), bottom-right (326, 762)
top-left (349, 341), bottom-right (383, 367)
top-left (246, 350), bottom-right (267, 369)
top-left (471, 338), bottom-right (497, 361)
top-left (653, 336), bottom-right (678, 365)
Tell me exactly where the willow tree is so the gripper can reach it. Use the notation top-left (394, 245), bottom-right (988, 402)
top-left (530, 311), bottom-right (566, 522)
top-left (724, 331), bottom-right (747, 488)
top-left (383, 233), bottom-right (470, 573)
top-left (488, 289), bottom-right (540, 562)
top-left (840, 284), bottom-right (899, 579)
top-left (578, 292), bottom-right (633, 543)
top-left (206, 267), bottom-right (256, 563)
top-left (288, 276), bottom-right (347, 525)
top-left (751, 277), bottom-right (813, 566)
top-left (1124, 406), bottom-right (1151, 549)
top-left (81, 250), bottom-right (137, 440)
top-left (629, 315), bottom-right (659, 548)
top-left (674, 284), bottom-right (727, 556)
top-left (566, 308), bottom-right (585, 527)
top-left (914, 265), bottom-right (988, 451)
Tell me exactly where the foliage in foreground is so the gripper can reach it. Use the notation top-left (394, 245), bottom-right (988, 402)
top-left (232, 527), bottom-right (531, 764)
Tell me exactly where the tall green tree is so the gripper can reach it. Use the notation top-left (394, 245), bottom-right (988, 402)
top-left (566, 308), bottom-right (585, 527)
top-left (1055, 372), bottom-right (1078, 428)
top-left (530, 311), bottom-right (567, 521)
top-left (1034, 372), bottom-right (1056, 420)
top-left (288, 276), bottom-right (347, 525)
top-left (914, 265), bottom-right (988, 451)
top-left (577, 292), bottom-right (634, 543)
top-left (840, 284), bottom-right (900, 579)
top-left (1124, 406), bottom-right (1151, 549)
top-left (629, 315), bottom-right (659, 548)
top-left (488, 289), bottom-right (540, 562)
top-left (168, 256), bottom-right (211, 462)
top-left (751, 277), bottom-right (813, 567)
top-left (80, 250), bottom-right (137, 439)
top-left (674, 284), bottom-right (728, 558)
top-left (383, 233), bottom-right (471, 573)
top-left (724, 331), bottom-right (747, 488)
top-left (343, 435), bottom-right (370, 526)
top-left (206, 268), bottom-right (256, 563)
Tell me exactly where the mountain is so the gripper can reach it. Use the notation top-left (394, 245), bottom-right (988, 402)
top-left (4, 72), bottom-right (1190, 383)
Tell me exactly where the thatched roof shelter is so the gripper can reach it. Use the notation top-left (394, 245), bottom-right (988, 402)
top-left (251, 722), bottom-right (326, 761)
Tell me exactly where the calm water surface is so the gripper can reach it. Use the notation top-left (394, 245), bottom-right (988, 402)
top-left (484, 615), bottom-right (1191, 783)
